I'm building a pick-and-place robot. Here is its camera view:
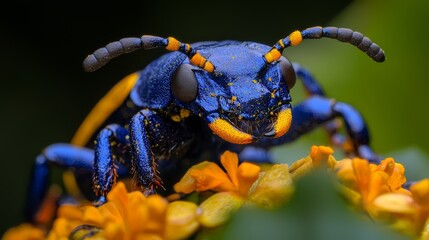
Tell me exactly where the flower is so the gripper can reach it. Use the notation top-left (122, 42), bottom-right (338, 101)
top-left (3, 145), bottom-right (429, 240)
top-left (335, 157), bottom-right (408, 210)
top-left (174, 150), bottom-right (294, 227)
top-left (2, 223), bottom-right (45, 240)
top-left (47, 181), bottom-right (200, 240)
top-left (289, 145), bottom-right (337, 179)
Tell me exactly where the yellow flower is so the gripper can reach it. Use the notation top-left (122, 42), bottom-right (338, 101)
top-left (47, 182), bottom-right (200, 240)
top-left (335, 156), bottom-right (409, 210)
top-left (2, 223), bottom-right (45, 240)
top-left (174, 150), bottom-right (293, 228)
top-left (289, 145), bottom-right (337, 179)
top-left (174, 150), bottom-right (261, 196)
top-left (334, 153), bottom-right (429, 238)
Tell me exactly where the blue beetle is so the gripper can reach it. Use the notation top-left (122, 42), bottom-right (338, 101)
top-left (25, 26), bottom-right (385, 223)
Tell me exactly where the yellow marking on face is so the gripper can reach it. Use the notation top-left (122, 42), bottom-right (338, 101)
top-left (171, 115), bottom-right (182, 122)
top-left (180, 109), bottom-right (191, 118)
top-left (208, 119), bottom-right (253, 144)
top-left (274, 108), bottom-right (292, 138)
top-left (230, 96), bottom-right (237, 103)
top-left (227, 82), bottom-right (233, 86)
top-left (263, 48), bottom-right (282, 63)
top-left (210, 93), bottom-right (217, 97)
top-left (289, 31), bottom-right (303, 46)
top-left (166, 37), bottom-right (181, 51)
top-left (71, 72), bottom-right (139, 146)
top-left (252, 79), bottom-right (258, 84)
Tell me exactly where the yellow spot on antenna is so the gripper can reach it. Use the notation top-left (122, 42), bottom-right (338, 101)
top-left (289, 31), bottom-right (303, 46)
top-left (166, 37), bottom-right (181, 51)
top-left (263, 48), bottom-right (282, 63)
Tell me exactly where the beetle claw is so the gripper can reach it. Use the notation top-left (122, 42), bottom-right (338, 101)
top-left (93, 196), bottom-right (107, 207)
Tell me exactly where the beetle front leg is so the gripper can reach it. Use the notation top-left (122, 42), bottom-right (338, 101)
top-left (93, 124), bottom-right (130, 204)
top-left (129, 109), bottom-right (194, 195)
top-left (262, 96), bottom-right (380, 163)
top-left (129, 110), bottom-right (158, 195)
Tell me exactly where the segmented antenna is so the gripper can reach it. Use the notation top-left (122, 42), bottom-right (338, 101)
top-left (263, 26), bottom-right (386, 64)
top-left (83, 35), bottom-right (214, 73)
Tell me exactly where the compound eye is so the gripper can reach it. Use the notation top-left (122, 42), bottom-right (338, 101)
top-left (171, 64), bottom-right (198, 103)
top-left (278, 56), bottom-right (296, 90)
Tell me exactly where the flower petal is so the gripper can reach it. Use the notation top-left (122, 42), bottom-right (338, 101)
top-left (82, 206), bottom-right (104, 226)
top-left (372, 193), bottom-right (417, 214)
top-left (237, 162), bottom-right (261, 196)
top-left (174, 161), bottom-right (217, 194)
top-left (198, 192), bottom-right (244, 228)
top-left (2, 224), bottom-right (45, 240)
top-left (410, 178), bottom-right (429, 206)
top-left (165, 201), bottom-right (200, 240)
top-left (220, 150), bottom-right (240, 189)
top-left (310, 145), bottom-right (335, 167)
top-left (377, 158), bottom-right (406, 191)
top-left (247, 164), bottom-right (294, 209)
top-left (289, 156), bottom-right (313, 179)
top-left (107, 181), bottom-right (129, 208)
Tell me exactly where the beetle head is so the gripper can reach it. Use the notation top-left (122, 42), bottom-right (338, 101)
top-left (171, 42), bottom-right (296, 144)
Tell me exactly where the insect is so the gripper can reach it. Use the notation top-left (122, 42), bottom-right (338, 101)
top-left (25, 26), bottom-right (385, 223)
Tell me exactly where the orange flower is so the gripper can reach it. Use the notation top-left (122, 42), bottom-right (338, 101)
top-left (174, 150), bottom-right (293, 228)
top-left (289, 145), bottom-right (337, 179)
top-left (174, 150), bottom-right (261, 196)
top-left (336, 157), bottom-right (409, 210)
top-left (2, 223), bottom-right (45, 240)
top-left (46, 182), bottom-right (200, 240)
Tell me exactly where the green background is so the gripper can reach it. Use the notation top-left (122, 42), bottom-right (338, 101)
top-left (1, 0), bottom-right (428, 237)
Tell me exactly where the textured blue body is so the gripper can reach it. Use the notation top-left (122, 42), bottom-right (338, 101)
top-left (25, 38), bottom-right (378, 223)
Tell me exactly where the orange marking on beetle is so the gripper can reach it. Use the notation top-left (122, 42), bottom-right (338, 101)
top-left (273, 108), bottom-right (292, 138)
top-left (289, 31), bottom-right (303, 46)
top-left (208, 119), bottom-right (253, 144)
top-left (71, 72), bottom-right (139, 146)
top-left (263, 48), bottom-right (282, 63)
top-left (204, 61), bottom-right (215, 72)
top-left (166, 37), bottom-right (181, 51)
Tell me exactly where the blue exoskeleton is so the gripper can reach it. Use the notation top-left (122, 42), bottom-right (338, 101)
top-left (25, 26), bottom-right (385, 223)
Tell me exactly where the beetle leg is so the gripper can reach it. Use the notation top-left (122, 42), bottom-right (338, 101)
top-left (93, 124), bottom-right (130, 204)
top-left (259, 96), bottom-right (381, 163)
top-left (293, 63), bottom-right (326, 96)
top-left (294, 63), bottom-right (352, 152)
top-left (129, 109), bottom-right (195, 195)
top-left (25, 144), bottom-right (94, 223)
